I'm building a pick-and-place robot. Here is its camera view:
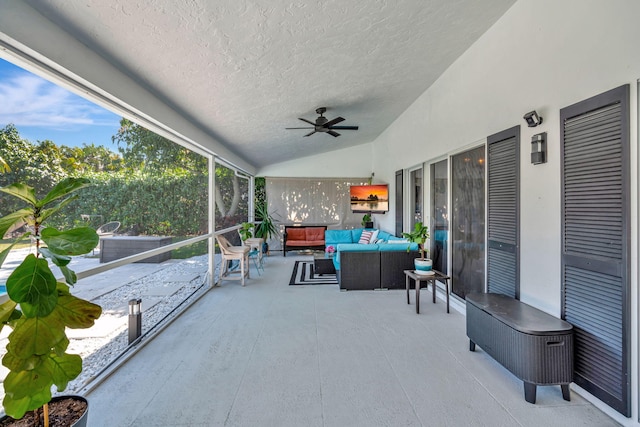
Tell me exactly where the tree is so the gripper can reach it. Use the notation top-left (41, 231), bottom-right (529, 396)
top-left (0, 155), bottom-right (8, 173)
top-left (112, 118), bottom-right (206, 173)
top-left (59, 143), bottom-right (124, 174)
top-left (0, 125), bottom-right (67, 218)
top-left (112, 119), bottom-right (247, 227)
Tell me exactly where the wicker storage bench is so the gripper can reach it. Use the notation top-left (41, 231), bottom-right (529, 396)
top-left (466, 293), bottom-right (573, 404)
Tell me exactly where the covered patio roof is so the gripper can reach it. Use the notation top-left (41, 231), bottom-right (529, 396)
top-left (0, 0), bottom-right (515, 172)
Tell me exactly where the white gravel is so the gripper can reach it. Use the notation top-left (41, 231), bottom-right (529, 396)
top-left (0, 252), bottom-right (214, 398)
top-left (65, 255), bottom-right (211, 393)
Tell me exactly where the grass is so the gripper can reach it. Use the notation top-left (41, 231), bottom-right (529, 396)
top-left (170, 237), bottom-right (208, 259)
top-left (2, 237), bottom-right (210, 260)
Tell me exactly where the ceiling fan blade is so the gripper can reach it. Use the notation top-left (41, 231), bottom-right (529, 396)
top-left (298, 118), bottom-right (316, 126)
top-left (304, 131), bottom-right (317, 137)
top-left (327, 130), bottom-right (341, 137)
top-left (328, 125), bottom-right (359, 130)
top-left (324, 117), bottom-right (345, 127)
top-left (286, 127), bottom-right (314, 129)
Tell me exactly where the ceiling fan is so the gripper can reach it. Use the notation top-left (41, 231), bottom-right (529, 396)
top-left (286, 107), bottom-right (359, 137)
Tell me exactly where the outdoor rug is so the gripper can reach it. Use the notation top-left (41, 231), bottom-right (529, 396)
top-left (289, 261), bottom-right (338, 286)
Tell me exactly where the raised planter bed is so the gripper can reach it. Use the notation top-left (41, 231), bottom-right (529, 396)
top-left (99, 236), bottom-right (172, 263)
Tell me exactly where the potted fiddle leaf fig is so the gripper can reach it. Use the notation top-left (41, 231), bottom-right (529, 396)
top-left (402, 221), bottom-right (432, 275)
top-left (0, 177), bottom-right (102, 427)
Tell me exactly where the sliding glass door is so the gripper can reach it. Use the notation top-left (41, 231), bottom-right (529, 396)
top-left (409, 167), bottom-right (423, 229)
top-left (451, 146), bottom-right (485, 299)
top-left (430, 160), bottom-right (448, 274)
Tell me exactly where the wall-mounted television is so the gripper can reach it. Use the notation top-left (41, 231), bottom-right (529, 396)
top-left (350, 184), bottom-right (389, 213)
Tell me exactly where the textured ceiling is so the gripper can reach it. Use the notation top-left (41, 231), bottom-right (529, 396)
top-left (26, 0), bottom-right (515, 168)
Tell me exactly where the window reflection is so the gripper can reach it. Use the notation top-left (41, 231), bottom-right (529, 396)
top-left (451, 146), bottom-right (485, 299)
top-left (430, 160), bottom-right (448, 274)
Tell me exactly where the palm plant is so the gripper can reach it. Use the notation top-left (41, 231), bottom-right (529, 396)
top-left (253, 203), bottom-right (278, 241)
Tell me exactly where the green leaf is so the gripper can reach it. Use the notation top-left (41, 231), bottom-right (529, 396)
top-left (39, 247), bottom-right (72, 267)
top-left (6, 254), bottom-right (58, 317)
top-left (57, 294), bottom-right (102, 329)
top-left (2, 387), bottom-right (51, 420)
top-left (59, 265), bottom-right (77, 285)
top-left (41, 227), bottom-right (99, 256)
top-left (0, 208), bottom-right (32, 241)
top-left (0, 246), bottom-right (11, 270)
top-left (0, 182), bottom-right (37, 206)
top-left (53, 335), bottom-right (70, 356)
top-left (0, 299), bottom-right (18, 322)
top-left (48, 352), bottom-right (82, 391)
top-left (4, 363), bottom-right (51, 400)
top-left (6, 313), bottom-right (66, 359)
top-left (38, 177), bottom-right (91, 207)
top-left (2, 351), bottom-right (42, 372)
top-left (37, 194), bottom-right (78, 224)
top-left (0, 299), bottom-right (18, 336)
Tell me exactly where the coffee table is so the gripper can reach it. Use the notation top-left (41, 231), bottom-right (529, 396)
top-left (313, 254), bottom-right (336, 277)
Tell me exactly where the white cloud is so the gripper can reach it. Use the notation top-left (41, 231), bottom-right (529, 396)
top-left (0, 72), bottom-right (116, 130)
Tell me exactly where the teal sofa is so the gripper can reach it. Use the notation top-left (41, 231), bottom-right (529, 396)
top-left (325, 228), bottom-right (420, 290)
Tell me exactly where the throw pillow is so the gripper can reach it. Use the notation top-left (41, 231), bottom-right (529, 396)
top-left (358, 230), bottom-right (374, 244)
top-left (368, 230), bottom-right (379, 244)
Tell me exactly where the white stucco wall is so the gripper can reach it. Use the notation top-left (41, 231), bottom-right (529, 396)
top-left (370, 1), bottom-right (639, 423)
top-left (257, 142), bottom-right (374, 178)
top-left (374, 0), bottom-right (640, 310)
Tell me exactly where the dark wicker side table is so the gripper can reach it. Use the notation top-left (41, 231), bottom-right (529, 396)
top-left (404, 269), bottom-right (451, 314)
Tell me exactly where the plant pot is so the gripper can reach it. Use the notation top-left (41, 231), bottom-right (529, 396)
top-left (364, 221), bottom-right (374, 229)
top-left (414, 258), bottom-right (433, 274)
top-left (0, 395), bottom-right (88, 427)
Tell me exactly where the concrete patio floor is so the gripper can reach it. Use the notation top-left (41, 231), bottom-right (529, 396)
top-left (86, 254), bottom-right (618, 427)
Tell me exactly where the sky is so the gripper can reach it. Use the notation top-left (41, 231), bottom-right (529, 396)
top-left (0, 58), bottom-right (121, 149)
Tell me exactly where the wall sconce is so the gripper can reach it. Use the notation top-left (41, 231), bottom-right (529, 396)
top-left (523, 110), bottom-right (543, 127)
top-left (531, 132), bottom-right (547, 165)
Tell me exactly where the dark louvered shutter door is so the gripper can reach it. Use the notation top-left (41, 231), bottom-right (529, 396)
top-left (561, 85), bottom-right (630, 416)
top-left (487, 126), bottom-right (520, 298)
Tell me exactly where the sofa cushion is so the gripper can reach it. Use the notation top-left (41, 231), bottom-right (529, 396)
top-left (351, 229), bottom-right (364, 242)
top-left (305, 227), bottom-right (326, 241)
top-left (287, 239), bottom-right (325, 247)
top-left (325, 229), bottom-right (355, 246)
top-left (376, 230), bottom-right (393, 242)
top-left (378, 241), bottom-right (419, 251)
top-left (286, 228), bottom-right (306, 240)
